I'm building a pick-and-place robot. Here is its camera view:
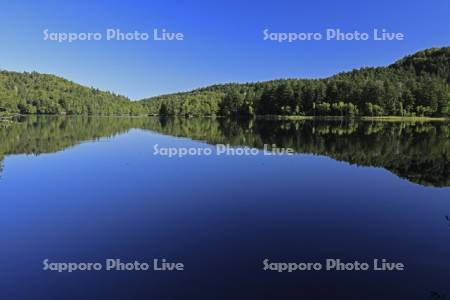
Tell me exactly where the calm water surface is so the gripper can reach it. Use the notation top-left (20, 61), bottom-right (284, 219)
top-left (0, 116), bottom-right (449, 299)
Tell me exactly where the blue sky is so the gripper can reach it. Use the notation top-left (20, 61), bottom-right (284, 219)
top-left (0, 0), bottom-right (448, 99)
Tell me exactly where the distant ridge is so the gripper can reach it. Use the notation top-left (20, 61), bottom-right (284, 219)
top-left (139, 47), bottom-right (450, 118)
top-left (1, 47), bottom-right (449, 117)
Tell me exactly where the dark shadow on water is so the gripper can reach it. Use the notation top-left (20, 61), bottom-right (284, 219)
top-left (429, 291), bottom-right (447, 299)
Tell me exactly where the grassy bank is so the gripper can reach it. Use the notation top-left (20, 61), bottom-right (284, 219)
top-left (0, 114), bottom-right (14, 127)
top-left (2, 113), bottom-right (449, 122)
top-left (359, 116), bottom-right (449, 122)
top-left (258, 115), bottom-right (449, 122)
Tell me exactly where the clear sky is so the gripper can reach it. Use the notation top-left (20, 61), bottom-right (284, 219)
top-left (0, 0), bottom-right (448, 99)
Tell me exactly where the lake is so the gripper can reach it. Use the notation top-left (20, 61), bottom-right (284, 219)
top-left (0, 116), bottom-right (449, 299)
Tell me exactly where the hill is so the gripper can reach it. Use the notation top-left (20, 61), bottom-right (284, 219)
top-left (140, 47), bottom-right (450, 118)
top-left (0, 47), bottom-right (449, 117)
top-left (0, 71), bottom-right (146, 115)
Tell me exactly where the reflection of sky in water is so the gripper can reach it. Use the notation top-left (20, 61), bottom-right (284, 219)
top-left (0, 128), bottom-right (449, 300)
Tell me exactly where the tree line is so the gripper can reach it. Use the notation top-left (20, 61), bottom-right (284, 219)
top-left (143, 47), bottom-right (450, 118)
top-left (0, 71), bottom-right (147, 116)
top-left (1, 47), bottom-right (449, 118)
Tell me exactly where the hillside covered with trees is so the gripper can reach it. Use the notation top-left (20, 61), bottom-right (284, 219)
top-left (0, 47), bottom-right (449, 118)
top-left (141, 47), bottom-right (450, 118)
top-left (0, 71), bottom-right (146, 115)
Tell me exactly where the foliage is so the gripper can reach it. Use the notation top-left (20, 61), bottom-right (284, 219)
top-left (141, 47), bottom-right (450, 118)
top-left (0, 47), bottom-right (449, 117)
top-left (0, 71), bottom-right (147, 115)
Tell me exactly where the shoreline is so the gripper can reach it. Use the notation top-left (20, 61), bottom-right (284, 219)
top-left (256, 115), bottom-right (450, 122)
top-left (2, 113), bottom-right (449, 122)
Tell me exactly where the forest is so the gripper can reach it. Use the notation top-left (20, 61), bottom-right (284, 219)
top-left (142, 47), bottom-right (450, 118)
top-left (0, 47), bottom-right (449, 118)
top-left (0, 71), bottom-right (147, 116)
